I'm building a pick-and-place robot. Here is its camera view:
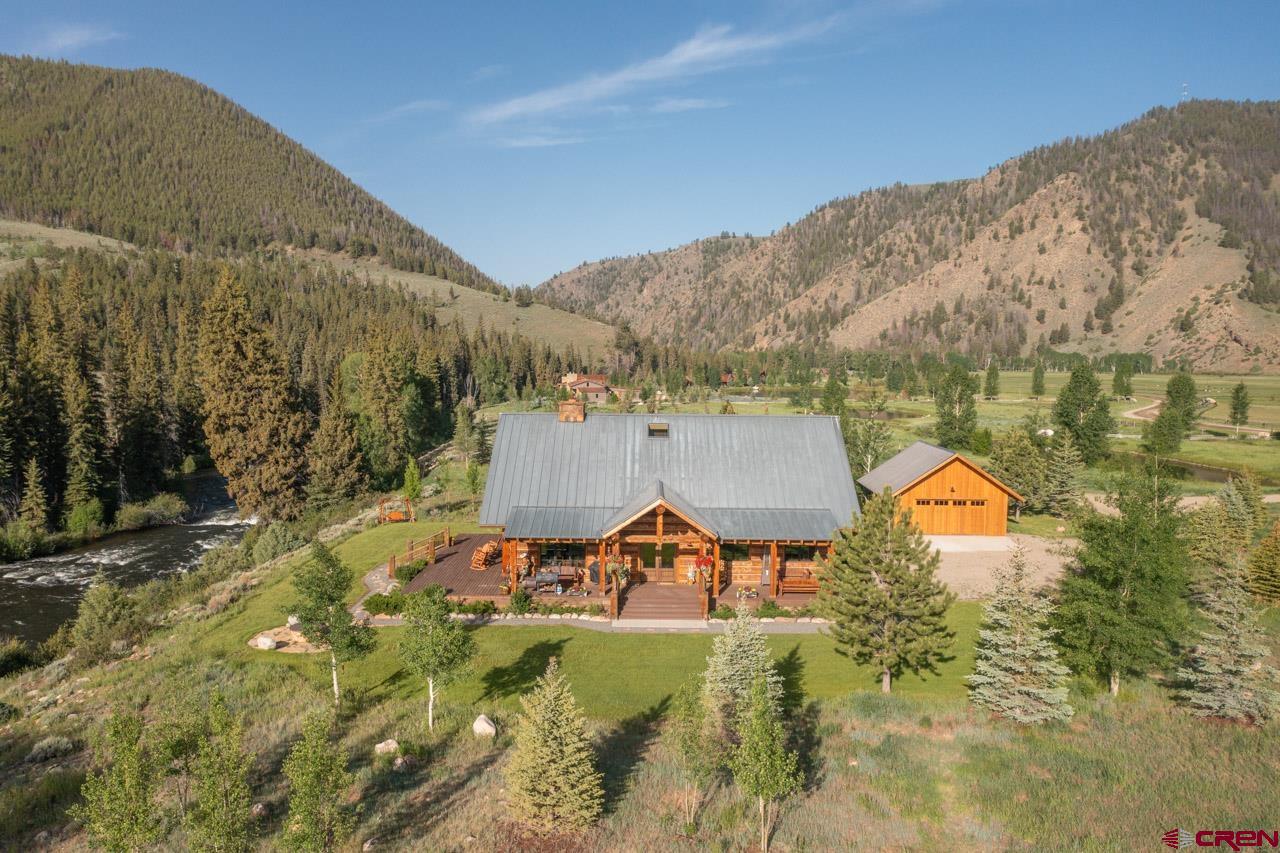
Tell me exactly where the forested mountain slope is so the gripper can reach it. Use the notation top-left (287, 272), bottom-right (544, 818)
top-left (0, 55), bottom-right (498, 293)
top-left (540, 101), bottom-right (1280, 371)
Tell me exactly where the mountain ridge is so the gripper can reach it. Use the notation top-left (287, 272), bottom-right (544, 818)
top-left (539, 101), bottom-right (1280, 371)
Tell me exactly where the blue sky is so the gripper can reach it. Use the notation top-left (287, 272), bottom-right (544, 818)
top-left (4, 1), bottom-right (1279, 285)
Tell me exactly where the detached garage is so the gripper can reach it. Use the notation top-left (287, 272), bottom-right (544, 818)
top-left (858, 441), bottom-right (1023, 536)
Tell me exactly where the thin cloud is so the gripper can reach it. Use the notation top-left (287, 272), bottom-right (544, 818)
top-left (652, 96), bottom-right (730, 113)
top-left (466, 18), bottom-right (837, 126)
top-left (27, 24), bottom-right (124, 56)
top-left (496, 133), bottom-right (586, 149)
top-left (471, 64), bottom-right (506, 82)
top-left (366, 98), bottom-right (449, 123)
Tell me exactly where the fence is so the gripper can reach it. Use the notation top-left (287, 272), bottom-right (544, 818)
top-left (387, 526), bottom-right (453, 582)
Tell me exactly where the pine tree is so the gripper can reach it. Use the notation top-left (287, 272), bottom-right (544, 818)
top-left (702, 602), bottom-right (783, 737)
top-left (198, 268), bottom-right (311, 520)
top-left (1215, 481), bottom-right (1255, 547)
top-left (1053, 473), bottom-right (1190, 695)
top-left (817, 489), bottom-right (955, 693)
top-left (401, 456), bottom-right (422, 504)
top-left (1030, 362), bottom-right (1046, 398)
top-left (291, 542), bottom-right (376, 705)
top-left (1248, 522), bottom-right (1280, 604)
top-left (61, 362), bottom-right (105, 520)
top-left (1051, 363), bottom-right (1114, 463)
top-left (282, 714), bottom-right (355, 852)
top-left (187, 694), bottom-right (254, 852)
top-left (398, 584), bottom-right (475, 732)
top-left (452, 403), bottom-right (478, 463)
top-left (1176, 504), bottom-right (1278, 724)
top-left (1231, 469), bottom-right (1268, 536)
top-left (730, 677), bottom-right (801, 853)
top-left (69, 712), bottom-right (164, 852)
top-left (18, 457), bottom-right (48, 530)
top-left (1164, 372), bottom-right (1199, 434)
top-left (305, 369), bottom-right (367, 509)
top-left (983, 362), bottom-right (1000, 399)
top-left (989, 430), bottom-right (1047, 513)
top-left (1044, 433), bottom-right (1085, 515)
top-left (1228, 382), bottom-right (1250, 435)
top-left (967, 547), bottom-right (1073, 723)
top-left (505, 658), bottom-right (604, 832)
top-left (934, 363), bottom-right (977, 449)
top-left (820, 373), bottom-right (847, 417)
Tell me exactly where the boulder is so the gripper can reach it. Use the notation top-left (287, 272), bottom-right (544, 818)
top-left (392, 754), bottom-right (416, 771)
top-left (253, 635), bottom-right (278, 651)
top-left (250, 802), bottom-right (269, 818)
top-left (286, 614), bottom-right (302, 629)
top-left (472, 714), bottom-right (497, 737)
top-left (374, 738), bottom-right (399, 756)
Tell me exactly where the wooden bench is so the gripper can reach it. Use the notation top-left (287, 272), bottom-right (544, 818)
top-left (778, 572), bottom-right (819, 596)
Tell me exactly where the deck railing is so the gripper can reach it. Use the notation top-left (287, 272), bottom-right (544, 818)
top-left (387, 526), bottom-right (453, 582)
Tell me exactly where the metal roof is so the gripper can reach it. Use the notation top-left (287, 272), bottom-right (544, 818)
top-left (857, 440), bottom-right (956, 494)
top-left (480, 413), bottom-right (859, 541)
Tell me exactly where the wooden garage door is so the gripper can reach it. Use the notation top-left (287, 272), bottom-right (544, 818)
top-left (909, 497), bottom-right (995, 535)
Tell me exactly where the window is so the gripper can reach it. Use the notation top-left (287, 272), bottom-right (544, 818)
top-left (647, 422), bottom-right (669, 438)
top-left (916, 499), bottom-right (933, 506)
top-left (720, 543), bottom-right (750, 562)
top-left (971, 499), bottom-right (987, 507)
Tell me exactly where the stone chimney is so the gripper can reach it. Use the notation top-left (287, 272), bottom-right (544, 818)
top-left (558, 399), bottom-right (585, 423)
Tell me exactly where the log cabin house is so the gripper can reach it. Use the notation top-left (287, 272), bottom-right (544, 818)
top-left (478, 400), bottom-right (861, 605)
top-left (858, 440), bottom-right (1023, 536)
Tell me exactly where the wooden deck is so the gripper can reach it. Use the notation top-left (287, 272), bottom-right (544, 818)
top-left (402, 533), bottom-right (511, 600)
top-left (616, 580), bottom-right (703, 620)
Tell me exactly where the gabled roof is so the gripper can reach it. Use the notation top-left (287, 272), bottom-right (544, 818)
top-left (480, 413), bottom-right (860, 541)
top-left (858, 440), bottom-right (1024, 501)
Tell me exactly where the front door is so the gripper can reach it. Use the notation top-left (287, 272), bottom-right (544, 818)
top-left (639, 543), bottom-right (677, 582)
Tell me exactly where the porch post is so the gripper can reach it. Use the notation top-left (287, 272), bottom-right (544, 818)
top-left (770, 542), bottom-right (779, 599)
top-left (598, 540), bottom-right (606, 593)
top-left (712, 541), bottom-right (721, 591)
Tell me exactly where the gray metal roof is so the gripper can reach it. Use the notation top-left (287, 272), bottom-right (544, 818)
top-left (857, 440), bottom-right (955, 495)
top-left (480, 413), bottom-right (860, 541)
top-left (599, 479), bottom-right (719, 538)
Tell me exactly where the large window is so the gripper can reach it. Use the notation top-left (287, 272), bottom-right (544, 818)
top-left (784, 545), bottom-right (821, 562)
top-left (720, 543), bottom-right (750, 562)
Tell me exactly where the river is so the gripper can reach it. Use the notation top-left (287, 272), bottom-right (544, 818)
top-left (0, 472), bottom-right (253, 644)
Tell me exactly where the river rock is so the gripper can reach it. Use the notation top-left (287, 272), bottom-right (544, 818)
top-left (374, 738), bottom-right (399, 755)
top-left (472, 715), bottom-right (497, 737)
top-left (253, 635), bottom-right (278, 650)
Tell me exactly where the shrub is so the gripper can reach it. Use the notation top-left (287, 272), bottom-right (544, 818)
top-left (251, 522), bottom-right (305, 566)
top-left (1, 520), bottom-right (43, 560)
top-left (69, 576), bottom-right (144, 663)
top-left (114, 493), bottom-right (187, 531)
top-left (395, 558), bottom-right (428, 585)
top-left (453, 598), bottom-right (497, 616)
top-left (192, 543), bottom-right (251, 589)
top-left (0, 701), bottom-right (19, 722)
top-left (710, 604), bottom-right (736, 620)
top-left (65, 498), bottom-right (106, 537)
top-left (0, 636), bottom-right (41, 677)
top-left (363, 591), bottom-right (406, 616)
top-left (754, 599), bottom-right (791, 618)
top-left (507, 586), bottom-right (533, 615)
top-left (0, 769), bottom-right (85, 840)
top-left (27, 735), bottom-right (76, 763)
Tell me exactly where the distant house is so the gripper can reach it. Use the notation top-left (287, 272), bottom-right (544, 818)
top-left (858, 440), bottom-right (1022, 536)
top-left (565, 379), bottom-right (613, 405)
top-left (560, 372), bottom-right (608, 388)
top-left (480, 400), bottom-right (860, 601)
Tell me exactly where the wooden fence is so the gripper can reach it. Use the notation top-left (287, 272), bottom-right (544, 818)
top-left (387, 526), bottom-right (453, 582)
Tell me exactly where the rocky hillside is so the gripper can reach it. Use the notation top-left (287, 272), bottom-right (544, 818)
top-left (0, 55), bottom-right (499, 293)
top-left (540, 101), bottom-right (1280, 371)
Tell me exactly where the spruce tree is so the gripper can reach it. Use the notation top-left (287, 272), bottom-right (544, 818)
top-left (70, 712), bottom-right (164, 852)
top-left (1051, 363), bottom-right (1114, 463)
top-left (983, 362), bottom-right (1000, 399)
top-left (401, 456), bottom-right (422, 504)
top-left (197, 267), bottom-right (311, 520)
top-left (1030, 362), bottom-right (1046, 398)
top-left (305, 368), bottom-right (366, 509)
top-left (291, 542), bottom-right (376, 705)
top-left (967, 547), bottom-right (1073, 723)
top-left (1231, 469), bottom-right (1268, 536)
top-left (1248, 522), bottom-right (1280, 604)
top-left (934, 363), bottom-right (977, 449)
top-left (505, 658), bottom-right (604, 832)
top-left (730, 676), bottom-right (801, 853)
top-left (61, 362), bottom-right (105, 521)
top-left (282, 714), bottom-right (355, 852)
top-left (1176, 504), bottom-right (1278, 724)
top-left (1044, 433), bottom-right (1084, 516)
top-left (18, 457), bottom-right (48, 530)
top-left (452, 403), bottom-right (478, 463)
top-left (187, 695), bottom-right (254, 852)
top-left (702, 602), bottom-right (783, 737)
top-left (1215, 481), bottom-right (1255, 547)
top-left (989, 429), bottom-right (1047, 513)
top-left (1053, 473), bottom-right (1190, 695)
top-left (817, 489), bottom-right (955, 693)
top-left (398, 584), bottom-right (476, 732)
